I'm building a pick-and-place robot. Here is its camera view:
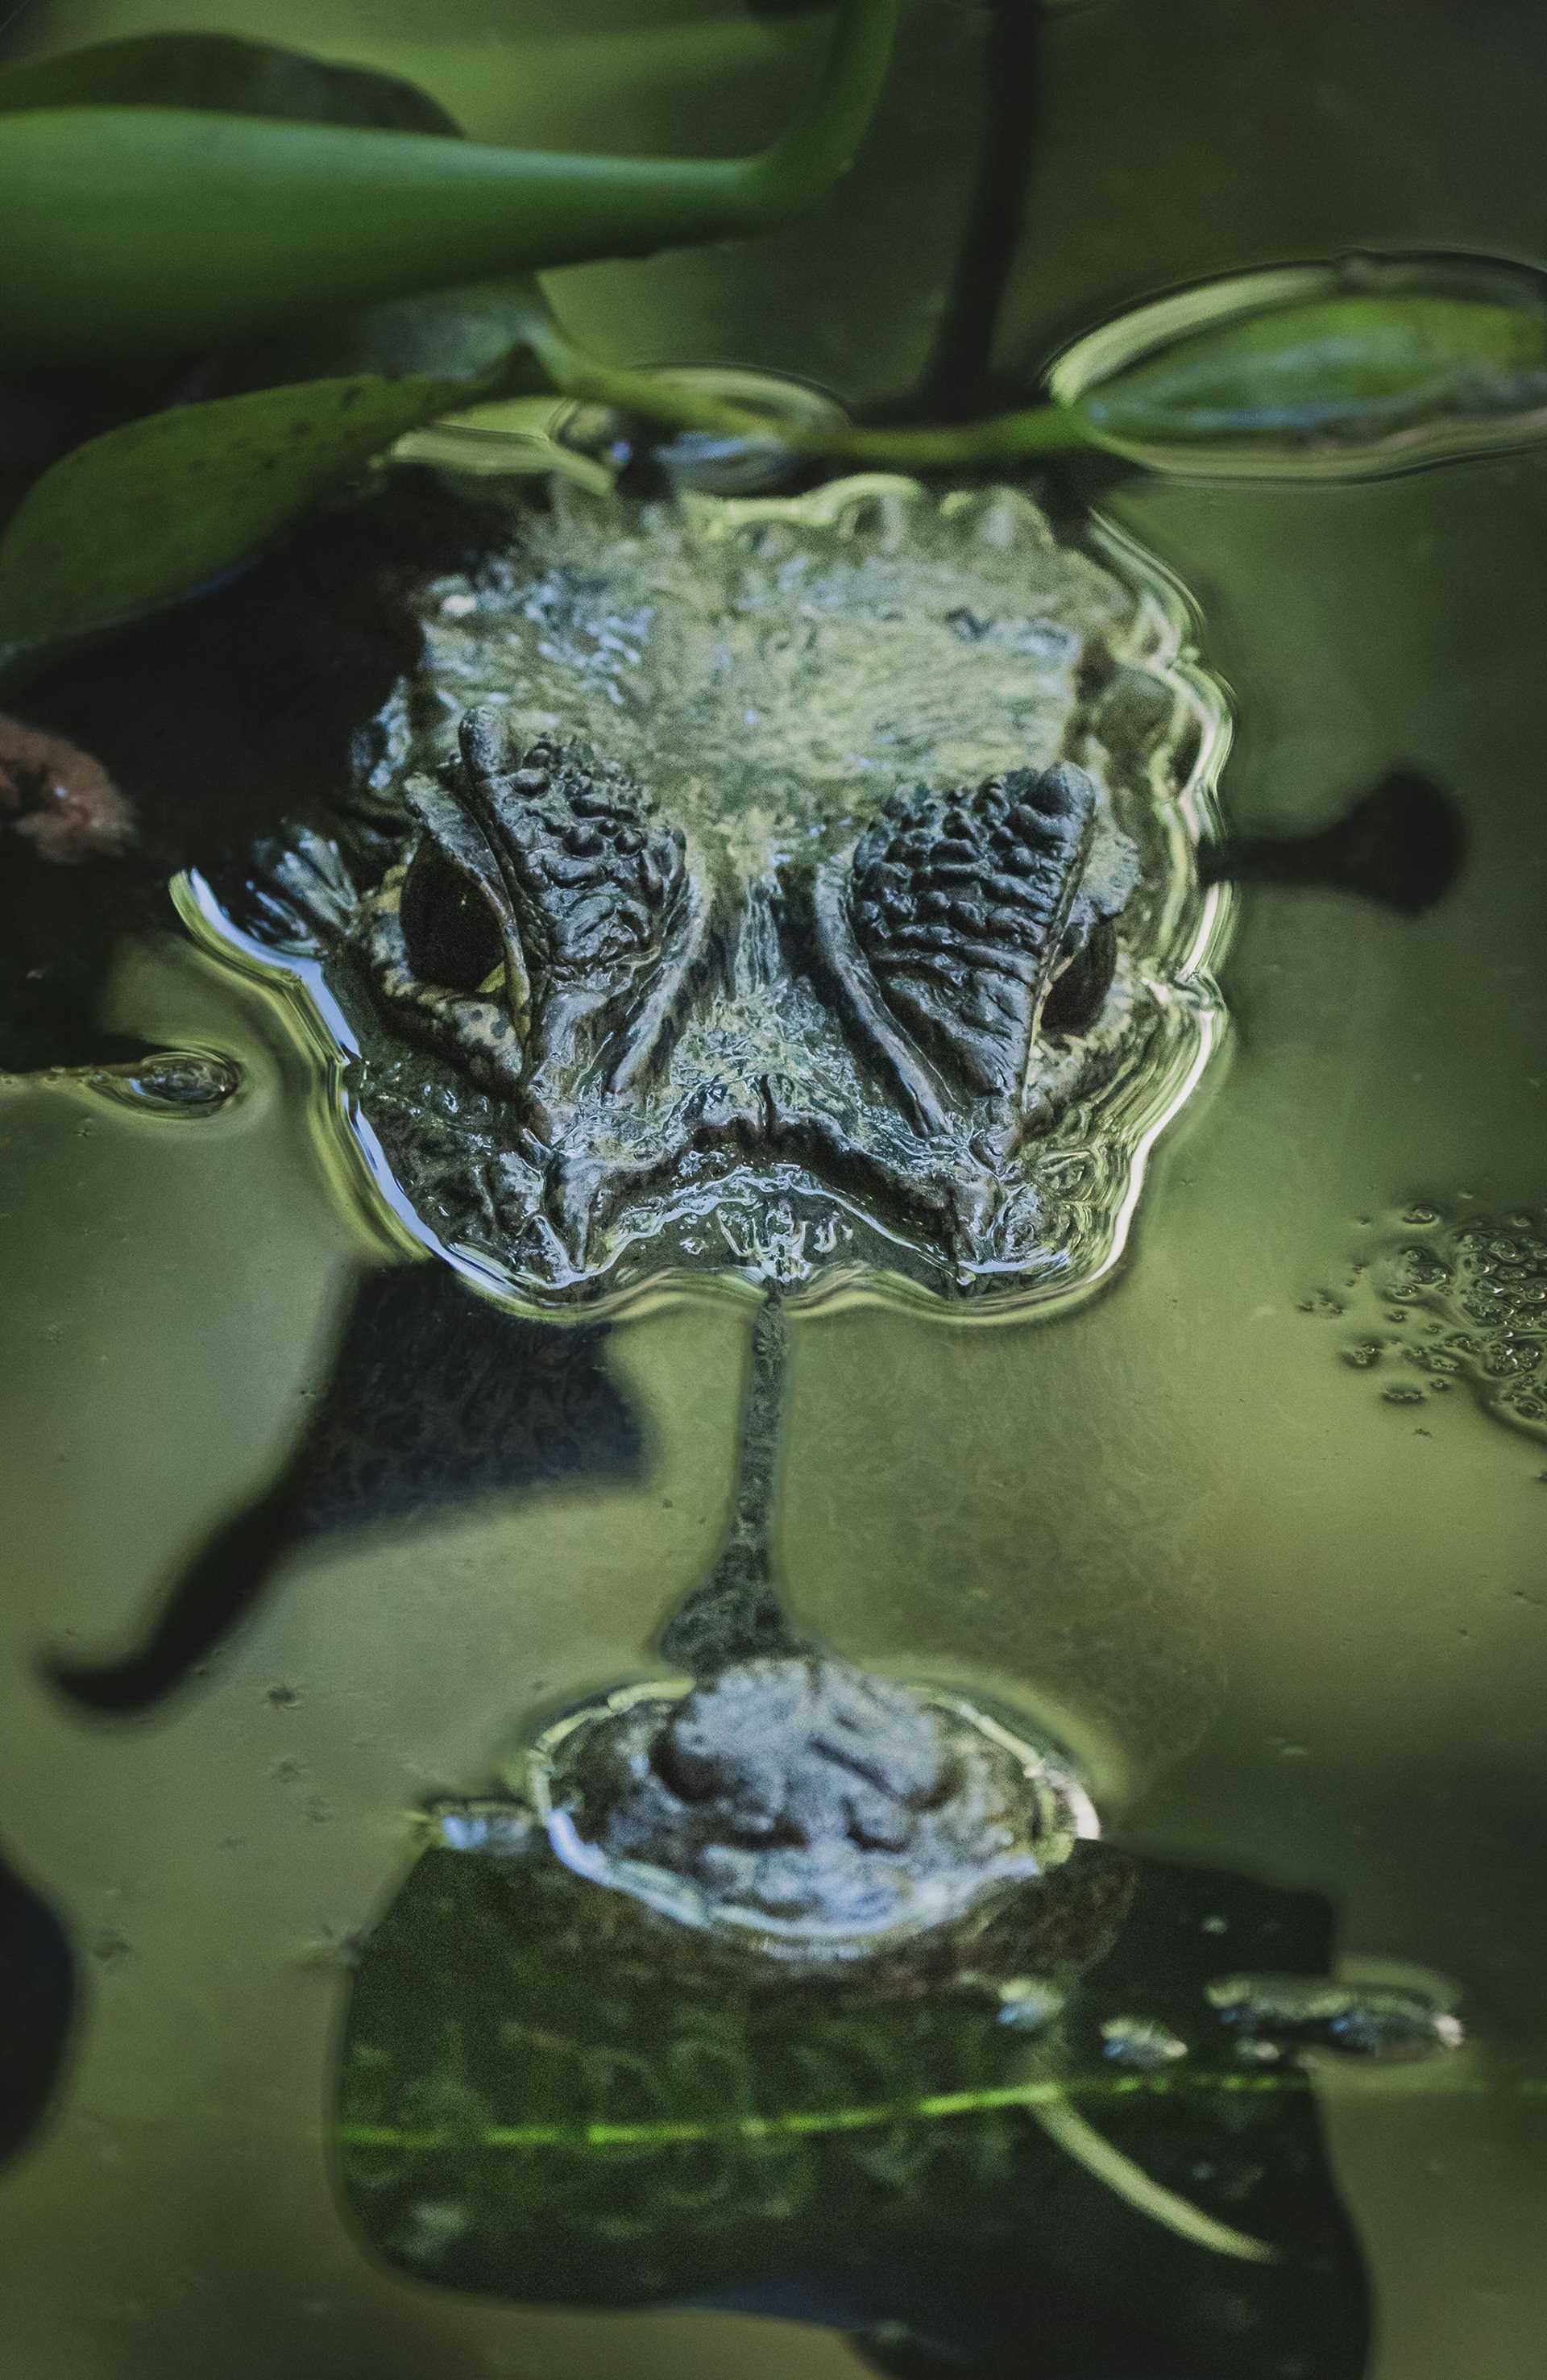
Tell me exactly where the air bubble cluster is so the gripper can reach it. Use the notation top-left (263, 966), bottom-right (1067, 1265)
top-left (1301, 1201), bottom-right (1547, 1439)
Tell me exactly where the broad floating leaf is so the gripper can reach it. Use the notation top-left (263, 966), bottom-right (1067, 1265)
top-left (1054, 261), bottom-right (1547, 477)
top-left (1082, 297), bottom-right (1547, 440)
top-left (0, 369), bottom-right (510, 687)
top-left (0, 33), bottom-right (471, 509)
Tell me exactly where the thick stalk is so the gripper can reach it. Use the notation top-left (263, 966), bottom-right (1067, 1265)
top-left (0, 0), bottom-right (901, 365)
top-left (910, 2), bottom-right (1040, 420)
top-left (735, 0), bottom-right (902, 225)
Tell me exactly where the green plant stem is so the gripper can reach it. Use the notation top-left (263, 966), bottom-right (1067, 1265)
top-left (736, 0), bottom-right (902, 225)
top-left (524, 322), bottom-right (1097, 466)
top-left (336, 2055), bottom-right (1537, 2158)
top-left (338, 2067), bottom-right (1309, 2157)
top-left (0, 0), bottom-right (901, 366)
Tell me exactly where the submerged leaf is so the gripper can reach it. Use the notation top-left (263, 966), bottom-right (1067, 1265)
top-left (1067, 286), bottom-right (1547, 467)
top-left (0, 369), bottom-right (512, 687)
top-left (331, 1835), bottom-right (1371, 2367)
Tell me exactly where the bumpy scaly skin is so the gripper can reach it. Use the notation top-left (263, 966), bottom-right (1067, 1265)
top-left (548, 1656), bottom-right (1092, 1952)
top-left (366, 709), bottom-right (707, 1122)
top-left (458, 725), bottom-right (686, 986)
top-left (846, 762), bottom-right (1114, 1102)
top-left (182, 471), bottom-right (1237, 1299)
top-left (319, 711), bottom-right (1145, 1286)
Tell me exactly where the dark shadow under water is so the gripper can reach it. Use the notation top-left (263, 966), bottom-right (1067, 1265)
top-left (50, 1264), bottom-right (641, 1716)
top-left (0, 1850), bottom-right (75, 2174)
top-left (339, 1833), bottom-right (1370, 2378)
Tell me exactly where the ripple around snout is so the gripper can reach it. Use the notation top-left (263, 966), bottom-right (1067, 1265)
top-left (180, 474), bottom-right (1234, 1319)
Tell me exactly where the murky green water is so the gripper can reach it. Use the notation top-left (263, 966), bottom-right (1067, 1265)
top-left (4, 3), bottom-right (1547, 2377)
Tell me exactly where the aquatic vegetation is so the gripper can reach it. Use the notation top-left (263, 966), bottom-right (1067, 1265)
top-left (0, 372), bottom-right (528, 689)
top-left (1051, 257), bottom-right (1547, 479)
top-left (0, 11), bottom-right (902, 363)
top-left (9, 18), bottom-right (1547, 687)
top-left (0, 3), bottom-right (900, 683)
top-left (333, 1818), bottom-right (1372, 2370)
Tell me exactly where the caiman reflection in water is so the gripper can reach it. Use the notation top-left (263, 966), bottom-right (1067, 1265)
top-left (332, 1314), bottom-right (1388, 2380)
top-left (338, 1814), bottom-right (1378, 2378)
top-left (330, 1285), bottom-right (1459, 2376)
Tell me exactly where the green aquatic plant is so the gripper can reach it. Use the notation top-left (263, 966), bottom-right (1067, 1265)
top-left (0, 3), bottom-right (898, 683)
top-left (0, 8), bottom-right (902, 363)
top-left (334, 1846), bottom-right (1285, 2273)
top-left (1074, 292), bottom-right (1547, 445)
top-left (0, 369), bottom-right (519, 687)
top-left (6, 7), bottom-right (1547, 693)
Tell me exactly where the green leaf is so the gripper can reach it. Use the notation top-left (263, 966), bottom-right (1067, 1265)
top-left (224, 276), bottom-right (554, 395)
top-left (0, 35), bottom-right (467, 512)
top-left (0, 368), bottom-right (512, 688)
top-left (1073, 293), bottom-right (1547, 449)
top-left (0, 31), bottom-right (461, 135)
top-left (0, 0), bottom-right (899, 368)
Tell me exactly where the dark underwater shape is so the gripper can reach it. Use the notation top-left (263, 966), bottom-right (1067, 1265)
top-left (334, 1841), bottom-right (1369, 2379)
top-left (1202, 767), bottom-right (1464, 916)
top-left (0, 1849), bottom-right (75, 2170)
top-left (49, 1262), bottom-right (640, 1717)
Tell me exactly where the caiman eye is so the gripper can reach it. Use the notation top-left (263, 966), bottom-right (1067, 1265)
top-left (1042, 917), bottom-right (1118, 1036)
top-left (398, 843), bottom-right (505, 991)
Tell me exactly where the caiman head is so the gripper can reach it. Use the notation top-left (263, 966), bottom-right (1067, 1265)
top-left (218, 480), bottom-right (1217, 1304)
top-left (306, 704), bottom-right (1142, 1286)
